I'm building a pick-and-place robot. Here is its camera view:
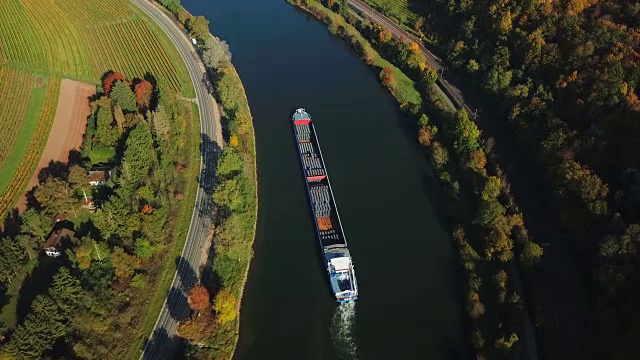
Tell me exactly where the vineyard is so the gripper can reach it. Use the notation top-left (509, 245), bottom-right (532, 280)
top-left (86, 21), bottom-right (182, 92)
top-left (0, 76), bottom-right (60, 216)
top-left (0, 0), bottom-right (195, 217)
top-left (0, 0), bottom-right (191, 94)
top-left (0, 68), bottom-right (36, 170)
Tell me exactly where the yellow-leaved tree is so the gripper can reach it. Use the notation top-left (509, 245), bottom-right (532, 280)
top-left (213, 287), bottom-right (238, 324)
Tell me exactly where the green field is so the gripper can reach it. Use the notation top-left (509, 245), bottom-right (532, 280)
top-left (0, 0), bottom-right (195, 216)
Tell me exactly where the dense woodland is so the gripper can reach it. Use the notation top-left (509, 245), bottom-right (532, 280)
top-left (398, 0), bottom-right (640, 358)
top-left (0, 71), bottom-right (200, 358)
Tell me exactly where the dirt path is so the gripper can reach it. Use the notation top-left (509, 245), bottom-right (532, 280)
top-left (17, 79), bottom-right (95, 211)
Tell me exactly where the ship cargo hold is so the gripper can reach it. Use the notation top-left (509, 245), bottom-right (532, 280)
top-left (292, 108), bottom-right (359, 302)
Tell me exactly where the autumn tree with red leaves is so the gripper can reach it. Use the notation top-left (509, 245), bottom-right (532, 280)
top-left (188, 284), bottom-right (210, 312)
top-left (380, 66), bottom-right (396, 89)
top-left (103, 72), bottom-right (127, 95)
top-left (135, 80), bottom-right (154, 110)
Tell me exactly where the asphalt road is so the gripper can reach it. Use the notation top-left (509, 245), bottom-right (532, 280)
top-left (349, 0), bottom-right (476, 117)
top-left (130, 0), bottom-right (221, 359)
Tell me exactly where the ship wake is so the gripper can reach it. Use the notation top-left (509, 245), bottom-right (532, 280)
top-left (330, 302), bottom-right (360, 360)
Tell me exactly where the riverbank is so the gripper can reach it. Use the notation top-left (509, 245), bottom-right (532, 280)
top-left (287, 0), bottom-right (542, 358)
top-left (154, 4), bottom-right (258, 359)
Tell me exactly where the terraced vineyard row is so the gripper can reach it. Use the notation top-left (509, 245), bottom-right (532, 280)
top-left (20, 0), bottom-right (93, 79)
top-left (86, 20), bottom-right (182, 92)
top-left (54, 0), bottom-right (135, 24)
top-left (0, 2), bottom-right (46, 69)
top-left (0, 68), bottom-right (36, 169)
top-left (0, 77), bottom-right (60, 216)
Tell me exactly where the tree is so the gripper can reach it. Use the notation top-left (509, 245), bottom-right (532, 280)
top-left (213, 177), bottom-right (247, 212)
top-left (430, 141), bottom-right (449, 169)
top-left (188, 284), bottom-right (211, 312)
top-left (69, 236), bottom-right (100, 270)
top-left (379, 28), bottom-right (392, 43)
top-left (451, 109), bottom-right (480, 156)
top-left (177, 9), bottom-right (191, 25)
top-left (93, 195), bottom-right (131, 240)
top-left (134, 237), bottom-right (156, 259)
top-left (6, 268), bottom-right (81, 358)
top-left (520, 240), bottom-right (543, 266)
top-left (467, 59), bottom-right (479, 73)
top-left (476, 199), bottom-right (505, 226)
top-left (113, 105), bottom-right (126, 134)
top-left (187, 15), bottom-right (210, 40)
top-left (470, 327), bottom-right (484, 350)
top-left (178, 313), bottom-right (216, 343)
top-left (380, 66), bottom-right (396, 89)
top-left (420, 66), bottom-right (438, 89)
top-left (151, 104), bottom-right (171, 141)
top-left (481, 176), bottom-right (501, 200)
top-left (495, 333), bottom-right (518, 353)
top-left (229, 134), bottom-right (239, 148)
top-left (103, 72), bottom-right (126, 95)
top-left (35, 177), bottom-right (76, 216)
top-left (111, 246), bottom-right (137, 282)
top-left (215, 213), bottom-right (251, 261)
top-left (122, 123), bottom-right (155, 185)
top-left (159, 0), bottom-right (181, 13)
top-left (96, 104), bottom-right (119, 147)
top-left (135, 80), bottom-right (154, 110)
top-left (68, 164), bottom-right (88, 186)
top-left (493, 269), bottom-right (508, 290)
top-left (203, 35), bottom-right (231, 69)
top-left (17, 235), bottom-right (39, 260)
top-left (485, 229), bottom-right (513, 262)
top-left (465, 290), bottom-right (485, 319)
top-left (466, 148), bottom-right (487, 171)
top-left (111, 81), bottom-right (137, 112)
top-left (0, 237), bottom-right (26, 283)
top-left (20, 208), bottom-right (52, 240)
top-left (418, 126), bottom-right (435, 147)
top-left (414, 16), bottom-right (424, 33)
top-left (213, 288), bottom-right (237, 324)
top-left (217, 147), bottom-right (243, 178)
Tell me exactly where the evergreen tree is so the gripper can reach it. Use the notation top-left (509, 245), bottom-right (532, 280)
top-left (96, 105), bottom-right (119, 147)
top-left (110, 81), bottom-right (137, 112)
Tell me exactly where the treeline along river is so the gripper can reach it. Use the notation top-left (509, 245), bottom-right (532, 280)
top-left (181, 0), bottom-right (464, 358)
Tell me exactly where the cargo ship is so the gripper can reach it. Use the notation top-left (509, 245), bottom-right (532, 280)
top-left (292, 108), bottom-right (359, 302)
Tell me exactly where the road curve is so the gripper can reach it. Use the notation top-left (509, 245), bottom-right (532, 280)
top-left (130, 0), bottom-right (221, 359)
top-left (349, 0), bottom-right (475, 116)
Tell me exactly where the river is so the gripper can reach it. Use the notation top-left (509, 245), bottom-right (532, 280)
top-left (180, 0), bottom-right (464, 358)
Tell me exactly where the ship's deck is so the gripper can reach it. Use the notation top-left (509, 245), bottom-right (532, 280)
top-left (293, 120), bottom-right (347, 248)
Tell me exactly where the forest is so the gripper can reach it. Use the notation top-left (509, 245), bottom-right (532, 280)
top-left (364, 0), bottom-right (640, 358)
top-left (0, 71), bottom-right (201, 358)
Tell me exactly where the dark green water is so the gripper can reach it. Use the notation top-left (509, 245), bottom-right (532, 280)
top-left (181, 0), bottom-right (463, 358)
